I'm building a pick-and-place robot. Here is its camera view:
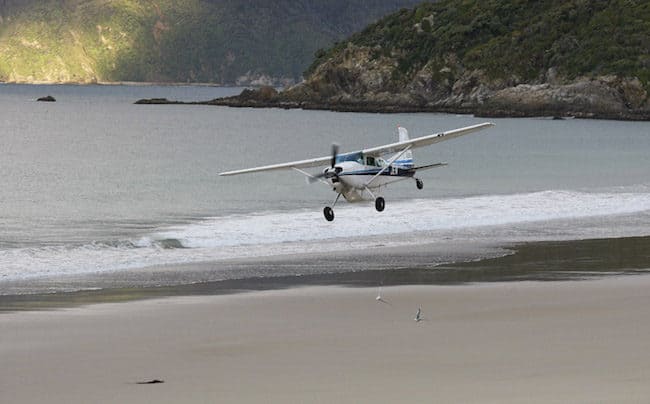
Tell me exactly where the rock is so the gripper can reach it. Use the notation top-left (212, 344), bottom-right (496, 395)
top-left (136, 379), bottom-right (164, 384)
top-left (37, 95), bottom-right (56, 102)
top-left (134, 98), bottom-right (173, 104)
top-left (242, 86), bottom-right (278, 101)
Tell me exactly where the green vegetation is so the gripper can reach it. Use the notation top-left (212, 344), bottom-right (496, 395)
top-left (307, 0), bottom-right (650, 90)
top-left (0, 0), bottom-right (420, 83)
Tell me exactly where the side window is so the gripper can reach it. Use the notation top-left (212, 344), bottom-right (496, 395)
top-left (366, 156), bottom-right (375, 166)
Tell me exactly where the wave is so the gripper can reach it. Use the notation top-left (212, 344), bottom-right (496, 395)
top-left (2, 189), bottom-right (650, 282)
top-left (147, 189), bottom-right (650, 249)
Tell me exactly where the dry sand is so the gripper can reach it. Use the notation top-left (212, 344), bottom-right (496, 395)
top-left (3, 276), bottom-right (650, 403)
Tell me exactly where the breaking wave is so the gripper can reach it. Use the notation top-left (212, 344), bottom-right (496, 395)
top-left (2, 188), bottom-right (650, 281)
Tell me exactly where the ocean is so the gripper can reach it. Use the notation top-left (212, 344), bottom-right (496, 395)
top-left (1, 84), bottom-right (650, 294)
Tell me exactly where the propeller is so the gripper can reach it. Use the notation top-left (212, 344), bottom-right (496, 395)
top-left (330, 143), bottom-right (339, 169)
top-left (309, 143), bottom-right (341, 183)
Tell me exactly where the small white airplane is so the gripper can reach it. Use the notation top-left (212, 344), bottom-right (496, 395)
top-left (219, 122), bottom-right (494, 221)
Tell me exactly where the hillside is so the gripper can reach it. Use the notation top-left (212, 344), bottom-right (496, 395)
top-left (216, 0), bottom-right (650, 119)
top-left (0, 0), bottom-right (420, 84)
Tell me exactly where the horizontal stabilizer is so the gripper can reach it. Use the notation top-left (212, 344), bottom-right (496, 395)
top-left (412, 162), bottom-right (447, 171)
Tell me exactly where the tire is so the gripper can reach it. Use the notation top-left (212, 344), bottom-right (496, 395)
top-left (416, 179), bottom-right (424, 190)
top-left (375, 197), bottom-right (385, 212)
top-left (323, 206), bottom-right (335, 221)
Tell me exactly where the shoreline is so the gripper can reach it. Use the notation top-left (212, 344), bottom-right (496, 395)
top-left (3, 81), bottom-right (646, 120)
top-left (3, 80), bottom-right (648, 121)
top-left (2, 235), bottom-right (649, 313)
top-left (134, 96), bottom-right (650, 121)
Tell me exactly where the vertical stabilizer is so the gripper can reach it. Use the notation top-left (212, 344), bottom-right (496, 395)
top-left (398, 126), bottom-right (409, 142)
top-left (395, 126), bottom-right (414, 167)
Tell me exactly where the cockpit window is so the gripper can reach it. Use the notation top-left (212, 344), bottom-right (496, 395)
top-left (335, 152), bottom-right (364, 164)
top-left (366, 156), bottom-right (375, 166)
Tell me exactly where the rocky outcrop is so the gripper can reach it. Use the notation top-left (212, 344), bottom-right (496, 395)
top-left (134, 98), bottom-right (178, 104)
top-left (209, 44), bottom-right (650, 120)
top-left (480, 76), bottom-right (649, 119)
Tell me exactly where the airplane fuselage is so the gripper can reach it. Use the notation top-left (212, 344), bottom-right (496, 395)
top-left (324, 160), bottom-right (415, 202)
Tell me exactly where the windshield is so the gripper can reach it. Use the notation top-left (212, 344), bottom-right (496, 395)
top-left (335, 152), bottom-right (364, 164)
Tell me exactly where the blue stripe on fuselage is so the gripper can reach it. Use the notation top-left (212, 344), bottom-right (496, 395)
top-left (394, 159), bottom-right (414, 168)
top-left (338, 167), bottom-right (414, 177)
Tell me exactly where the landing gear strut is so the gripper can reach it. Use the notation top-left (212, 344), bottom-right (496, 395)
top-left (415, 178), bottom-right (424, 190)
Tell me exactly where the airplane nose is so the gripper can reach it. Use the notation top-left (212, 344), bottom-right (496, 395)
top-left (324, 167), bottom-right (341, 177)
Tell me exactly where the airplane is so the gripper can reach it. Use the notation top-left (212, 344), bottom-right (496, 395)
top-left (219, 122), bottom-right (494, 221)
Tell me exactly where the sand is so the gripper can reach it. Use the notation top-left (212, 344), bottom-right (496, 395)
top-left (3, 276), bottom-right (650, 403)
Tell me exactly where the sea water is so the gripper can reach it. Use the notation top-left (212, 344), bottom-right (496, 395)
top-left (1, 84), bottom-right (650, 289)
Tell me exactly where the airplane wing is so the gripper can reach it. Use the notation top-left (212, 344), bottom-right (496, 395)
top-left (219, 122), bottom-right (494, 176)
top-left (362, 122), bottom-right (494, 157)
top-left (219, 154), bottom-right (332, 176)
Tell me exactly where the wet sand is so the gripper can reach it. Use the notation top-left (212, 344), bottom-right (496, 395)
top-left (3, 277), bottom-right (650, 403)
top-left (2, 235), bottom-right (650, 311)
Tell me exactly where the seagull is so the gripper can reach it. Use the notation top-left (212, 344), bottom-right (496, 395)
top-left (376, 286), bottom-right (383, 302)
top-left (376, 286), bottom-right (390, 304)
top-left (414, 307), bottom-right (422, 322)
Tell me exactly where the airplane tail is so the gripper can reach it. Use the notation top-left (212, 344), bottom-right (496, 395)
top-left (395, 126), bottom-right (414, 168)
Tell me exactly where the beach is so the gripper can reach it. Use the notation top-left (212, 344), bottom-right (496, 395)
top-left (3, 275), bottom-right (650, 403)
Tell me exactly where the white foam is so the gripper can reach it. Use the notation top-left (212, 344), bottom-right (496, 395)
top-left (155, 189), bottom-right (650, 248)
top-left (1, 189), bottom-right (650, 281)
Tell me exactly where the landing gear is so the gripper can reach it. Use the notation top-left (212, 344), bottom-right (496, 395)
top-left (323, 193), bottom-right (341, 221)
top-left (375, 197), bottom-right (385, 212)
top-left (363, 186), bottom-right (385, 213)
top-left (415, 178), bottom-right (424, 190)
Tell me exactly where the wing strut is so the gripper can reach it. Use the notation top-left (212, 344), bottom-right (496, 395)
top-left (364, 145), bottom-right (412, 187)
top-left (292, 167), bottom-right (329, 186)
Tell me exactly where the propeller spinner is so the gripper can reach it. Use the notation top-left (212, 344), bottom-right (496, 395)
top-left (309, 143), bottom-right (341, 183)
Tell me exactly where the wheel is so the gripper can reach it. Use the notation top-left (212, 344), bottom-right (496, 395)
top-left (323, 206), bottom-right (335, 221)
top-left (416, 178), bottom-right (423, 190)
top-left (375, 197), bottom-right (385, 212)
